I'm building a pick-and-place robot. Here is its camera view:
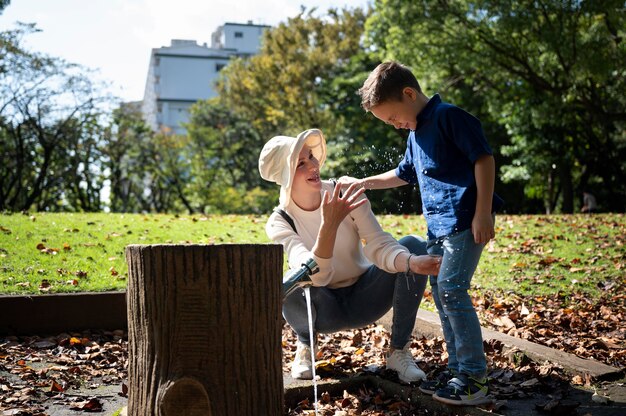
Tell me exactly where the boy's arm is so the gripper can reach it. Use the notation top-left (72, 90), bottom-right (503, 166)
top-left (472, 154), bottom-right (496, 244)
top-left (338, 169), bottom-right (408, 190)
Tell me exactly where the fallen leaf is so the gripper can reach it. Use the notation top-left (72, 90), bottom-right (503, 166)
top-left (50, 380), bottom-right (64, 392)
top-left (70, 398), bottom-right (103, 411)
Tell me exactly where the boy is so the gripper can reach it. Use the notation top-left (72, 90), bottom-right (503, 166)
top-left (342, 61), bottom-right (504, 406)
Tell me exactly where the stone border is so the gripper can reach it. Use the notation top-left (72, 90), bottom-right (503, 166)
top-left (378, 309), bottom-right (623, 380)
top-left (0, 291), bottom-right (126, 335)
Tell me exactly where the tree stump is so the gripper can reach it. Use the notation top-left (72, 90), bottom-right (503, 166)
top-left (125, 244), bottom-right (284, 416)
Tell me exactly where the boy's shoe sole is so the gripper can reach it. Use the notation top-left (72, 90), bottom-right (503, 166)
top-left (433, 393), bottom-right (492, 406)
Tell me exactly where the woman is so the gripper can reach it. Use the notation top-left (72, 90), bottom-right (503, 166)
top-left (258, 129), bottom-right (441, 382)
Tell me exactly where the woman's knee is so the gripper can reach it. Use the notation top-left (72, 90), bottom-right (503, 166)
top-left (398, 235), bottom-right (427, 255)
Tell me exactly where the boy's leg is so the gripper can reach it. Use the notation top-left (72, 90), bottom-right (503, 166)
top-left (435, 228), bottom-right (487, 379)
top-left (430, 228), bottom-right (492, 405)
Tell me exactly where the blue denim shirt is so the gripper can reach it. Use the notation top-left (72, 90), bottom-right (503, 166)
top-left (395, 94), bottom-right (504, 239)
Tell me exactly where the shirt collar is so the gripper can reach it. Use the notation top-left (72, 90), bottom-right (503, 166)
top-left (416, 93), bottom-right (441, 126)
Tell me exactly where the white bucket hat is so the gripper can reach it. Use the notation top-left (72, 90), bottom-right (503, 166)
top-left (258, 129), bottom-right (327, 208)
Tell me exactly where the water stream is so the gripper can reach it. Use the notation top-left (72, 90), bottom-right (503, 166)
top-left (303, 286), bottom-right (319, 416)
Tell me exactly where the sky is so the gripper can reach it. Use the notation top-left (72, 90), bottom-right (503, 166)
top-left (0, 0), bottom-right (371, 103)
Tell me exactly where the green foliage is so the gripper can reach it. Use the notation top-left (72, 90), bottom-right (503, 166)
top-left (103, 103), bottom-right (154, 213)
top-left (217, 7), bottom-right (368, 140)
top-left (214, 7), bottom-right (421, 213)
top-left (365, 0), bottom-right (626, 213)
top-left (104, 104), bottom-right (200, 214)
top-left (185, 99), bottom-right (273, 214)
top-left (0, 24), bottom-right (110, 212)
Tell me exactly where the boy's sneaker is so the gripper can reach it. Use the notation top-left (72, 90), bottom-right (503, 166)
top-left (433, 375), bottom-right (491, 406)
top-left (418, 370), bottom-right (455, 395)
top-left (386, 343), bottom-right (426, 383)
top-left (291, 342), bottom-right (315, 380)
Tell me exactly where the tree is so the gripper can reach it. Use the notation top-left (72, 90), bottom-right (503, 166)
top-left (103, 102), bottom-right (153, 213)
top-left (0, 24), bottom-right (109, 212)
top-left (185, 99), bottom-right (274, 214)
top-left (316, 51), bottom-right (422, 214)
top-left (365, 0), bottom-right (626, 213)
top-left (217, 7), bottom-right (368, 141)
top-left (215, 7), bottom-right (424, 213)
top-left (104, 102), bottom-right (200, 214)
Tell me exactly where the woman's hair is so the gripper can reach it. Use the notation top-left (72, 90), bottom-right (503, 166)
top-left (358, 61), bottom-right (421, 111)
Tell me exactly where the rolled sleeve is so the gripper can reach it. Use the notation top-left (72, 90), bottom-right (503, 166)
top-left (350, 195), bottom-right (409, 273)
top-left (395, 137), bottom-right (418, 184)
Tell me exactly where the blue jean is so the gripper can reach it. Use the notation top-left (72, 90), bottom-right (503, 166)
top-left (282, 236), bottom-right (428, 350)
top-left (427, 227), bottom-right (488, 379)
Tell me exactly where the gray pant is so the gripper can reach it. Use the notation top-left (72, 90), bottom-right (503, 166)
top-left (282, 235), bottom-right (428, 350)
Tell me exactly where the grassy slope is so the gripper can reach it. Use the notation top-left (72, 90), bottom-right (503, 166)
top-left (0, 212), bottom-right (624, 301)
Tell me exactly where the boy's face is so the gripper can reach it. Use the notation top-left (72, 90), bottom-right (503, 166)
top-left (370, 88), bottom-right (419, 131)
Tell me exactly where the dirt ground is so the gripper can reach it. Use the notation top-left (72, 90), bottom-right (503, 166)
top-left (1, 328), bottom-right (625, 416)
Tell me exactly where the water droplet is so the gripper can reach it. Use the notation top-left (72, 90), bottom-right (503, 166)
top-left (303, 287), bottom-right (320, 415)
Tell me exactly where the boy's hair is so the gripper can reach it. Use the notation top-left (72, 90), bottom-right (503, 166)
top-left (358, 61), bottom-right (421, 111)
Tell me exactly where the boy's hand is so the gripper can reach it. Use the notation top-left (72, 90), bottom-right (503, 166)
top-left (337, 175), bottom-right (363, 187)
top-left (471, 212), bottom-right (495, 244)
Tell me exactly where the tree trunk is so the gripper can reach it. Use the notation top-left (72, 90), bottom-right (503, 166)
top-left (125, 244), bottom-right (284, 416)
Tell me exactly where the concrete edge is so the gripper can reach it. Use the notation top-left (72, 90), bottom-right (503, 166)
top-left (0, 291), bottom-right (127, 336)
top-left (377, 309), bottom-right (623, 380)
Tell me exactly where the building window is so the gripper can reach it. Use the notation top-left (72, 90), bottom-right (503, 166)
top-left (216, 63), bottom-right (226, 72)
top-left (234, 31), bottom-right (243, 38)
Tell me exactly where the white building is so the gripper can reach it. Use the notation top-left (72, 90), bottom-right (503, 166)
top-left (142, 21), bottom-right (269, 135)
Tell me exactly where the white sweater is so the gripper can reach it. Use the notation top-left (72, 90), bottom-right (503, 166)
top-left (265, 181), bottom-right (409, 289)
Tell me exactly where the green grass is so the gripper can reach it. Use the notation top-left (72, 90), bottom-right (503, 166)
top-left (0, 212), bottom-right (270, 294)
top-left (1, 212), bottom-right (624, 301)
top-left (376, 213), bottom-right (625, 301)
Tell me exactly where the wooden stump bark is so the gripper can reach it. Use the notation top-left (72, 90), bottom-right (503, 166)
top-left (125, 244), bottom-right (284, 416)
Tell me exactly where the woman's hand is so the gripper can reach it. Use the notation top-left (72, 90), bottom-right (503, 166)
top-left (320, 182), bottom-right (367, 229)
top-left (313, 183), bottom-right (367, 260)
top-left (409, 254), bottom-right (442, 276)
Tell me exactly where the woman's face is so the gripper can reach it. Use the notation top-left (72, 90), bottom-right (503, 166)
top-left (292, 144), bottom-right (321, 195)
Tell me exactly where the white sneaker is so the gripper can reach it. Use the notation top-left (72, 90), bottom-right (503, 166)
top-left (386, 343), bottom-right (426, 383)
top-left (291, 342), bottom-right (314, 380)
